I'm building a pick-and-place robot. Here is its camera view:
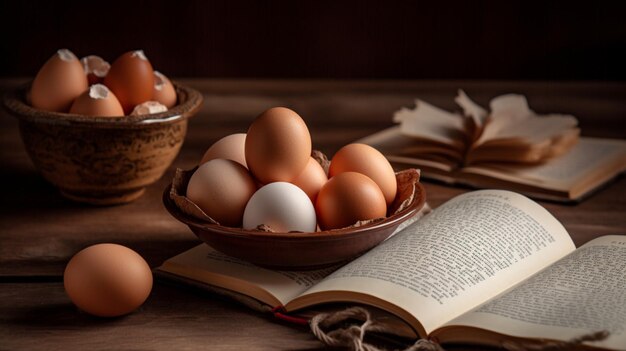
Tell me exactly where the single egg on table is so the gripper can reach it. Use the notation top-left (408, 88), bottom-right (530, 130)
top-left (104, 50), bottom-right (155, 114)
top-left (243, 182), bottom-right (317, 233)
top-left (187, 159), bottom-right (257, 227)
top-left (63, 243), bottom-right (153, 317)
top-left (290, 157), bottom-right (328, 203)
top-left (69, 84), bottom-right (124, 117)
top-left (200, 133), bottom-right (247, 168)
top-left (329, 143), bottom-right (397, 205)
top-left (245, 107), bottom-right (311, 184)
top-left (31, 48), bottom-right (88, 112)
top-left (316, 172), bottom-right (387, 231)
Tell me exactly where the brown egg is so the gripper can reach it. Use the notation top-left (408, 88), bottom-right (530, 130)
top-left (200, 133), bottom-right (247, 168)
top-left (104, 50), bottom-right (154, 114)
top-left (81, 55), bottom-right (110, 85)
top-left (31, 49), bottom-right (89, 112)
top-left (290, 157), bottom-right (328, 203)
top-left (316, 172), bottom-right (387, 230)
top-left (69, 84), bottom-right (124, 116)
top-left (63, 243), bottom-right (153, 317)
top-left (152, 71), bottom-right (177, 108)
top-left (187, 159), bottom-right (257, 227)
top-left (329, 143), bottom-right (397, 205)
top-left (245, 107), bottom-right (311, 184)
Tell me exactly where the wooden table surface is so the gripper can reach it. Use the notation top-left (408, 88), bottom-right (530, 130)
top-left (1, 79), bottom-right (625, 350)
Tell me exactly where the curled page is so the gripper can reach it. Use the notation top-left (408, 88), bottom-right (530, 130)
top-left (394, 99), bottom-right (467, 151)
top-left (455, 90), bottom-right (488, 128)
top-left (389, 91), bottom-right (579, 165)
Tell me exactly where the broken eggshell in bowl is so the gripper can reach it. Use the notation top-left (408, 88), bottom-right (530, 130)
top-left (164, 151), bottom-right (427, 269)
top-left (4, 82), bottom-right (203, 205)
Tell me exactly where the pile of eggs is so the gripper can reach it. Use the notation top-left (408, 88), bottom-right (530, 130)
top-left (30, 48), bottom-right (176, 116)
top-left (187, 107), bottom-right (397, 232)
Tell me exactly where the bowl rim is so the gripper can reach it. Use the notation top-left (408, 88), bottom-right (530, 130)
top-left (3, 81), bottom-right (203, 128)
top-left (162, 180), bottom-right (426, 241)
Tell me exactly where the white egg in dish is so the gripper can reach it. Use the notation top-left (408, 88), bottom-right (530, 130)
top-left (243, 182), bottom-right (316, 233)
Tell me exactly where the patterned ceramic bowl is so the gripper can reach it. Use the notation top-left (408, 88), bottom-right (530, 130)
top-left (3, 82), bottom-right (203, 205)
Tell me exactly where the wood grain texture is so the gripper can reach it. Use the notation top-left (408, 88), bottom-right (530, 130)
top-left (0, 282), bottom-right (323, 351)
top-left (1, 79), bottom-right (625, 350)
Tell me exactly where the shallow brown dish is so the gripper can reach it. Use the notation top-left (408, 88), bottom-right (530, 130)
top-left (3, 82), bottom-right (203, 205)
top-left (163, 168), bottom-right (427, 270)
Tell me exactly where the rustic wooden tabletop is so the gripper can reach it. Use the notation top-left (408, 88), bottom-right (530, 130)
top-left (1, 79), bottom-right (625, 350)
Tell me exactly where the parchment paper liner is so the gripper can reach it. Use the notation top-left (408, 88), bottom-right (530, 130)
top-left (170, 151), bottom-right (422, 232)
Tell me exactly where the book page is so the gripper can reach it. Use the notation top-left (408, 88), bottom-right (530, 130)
top-left (357, 126), bottom-right (464, 167)
top-left (440, 235), bottom-right (626, 350)
top-left (393, 100), bottom-right (468, 150)
top-left (288, 190), bottom-right (575, 335)
top-left (158, 245), bottom-right (337, 307)
top-left (462, 137), bottom-right (626, 195)
top-left (475, 94), bottom-right (578, 147)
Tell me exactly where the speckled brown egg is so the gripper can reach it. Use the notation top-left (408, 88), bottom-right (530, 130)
top-left (245, 107), bottom-right (311, 184)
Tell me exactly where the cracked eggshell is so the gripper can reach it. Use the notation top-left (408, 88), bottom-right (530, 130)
top-left (31, 49), bottom-right (89, 112)
top-left (81, 55), bottom-right (110, 85)
top-left (131, 101), bottom-right (167, 115)
top-left (152, 71), bottom-right (177, 108)
top-left (69, 84), bottom-right (124, 117)
top-left (243, 182), bottom-right (317, 233)
top-left (104, 50), bottom-right (154, 114)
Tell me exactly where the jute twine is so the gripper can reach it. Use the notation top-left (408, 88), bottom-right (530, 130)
top-left (310, 307), bottom-right (609, 351)
top-left (310, 307), bottom-right (444, 351)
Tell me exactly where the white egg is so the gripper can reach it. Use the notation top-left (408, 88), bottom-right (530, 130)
top-left (243, 182), bottom-right (316, 233)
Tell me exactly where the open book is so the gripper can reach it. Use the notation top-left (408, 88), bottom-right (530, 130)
top-left (357, 92), bottom-right (626, 202)
top-left (158, 190), bottom-right (626, 350)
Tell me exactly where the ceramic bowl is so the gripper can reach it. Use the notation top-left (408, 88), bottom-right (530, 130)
top-left (3, 82), bottom-right (203, 205)
top-left (163, 168), bottom-right (427, 270)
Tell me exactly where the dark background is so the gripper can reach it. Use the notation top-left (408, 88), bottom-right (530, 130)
top-left (1, 0), bottom-right (625, 80)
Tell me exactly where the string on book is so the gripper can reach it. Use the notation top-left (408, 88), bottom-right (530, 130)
top-left (309, 306), bottom-right (610, 351)
top-left (309, 306), bottom-right (444, 351)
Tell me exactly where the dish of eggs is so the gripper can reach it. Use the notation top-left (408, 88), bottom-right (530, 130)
top-left (178, 106), bottom-right (400, 232)
top-left (30, 48), bottom-right (176, 116)
top-left (165, 106), bottom-right (425, 269)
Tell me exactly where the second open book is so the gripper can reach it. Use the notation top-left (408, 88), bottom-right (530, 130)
top-left (357, 92), bottom-right (626, 202)
top-left (158, 190), bottom-right (626, 350)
